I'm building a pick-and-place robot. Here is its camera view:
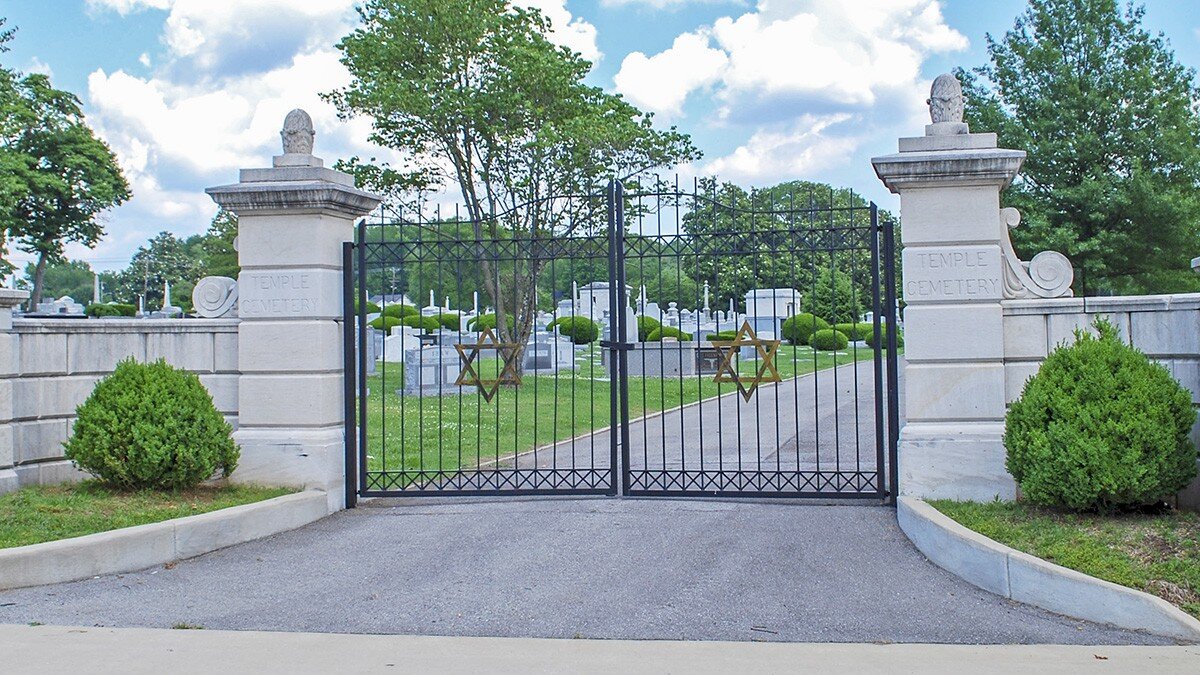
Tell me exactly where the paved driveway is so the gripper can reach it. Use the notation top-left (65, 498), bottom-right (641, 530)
top-left (0, 497), bottom-right (1175, 644)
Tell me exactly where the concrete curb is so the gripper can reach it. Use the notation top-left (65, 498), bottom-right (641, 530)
top-left (897, 496), bottom-right (1200, 642)
top-left (0, 490), bottom-right (328, 591)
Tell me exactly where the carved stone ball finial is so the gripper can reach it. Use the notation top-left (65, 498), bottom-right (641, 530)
top-left (927, 73), bottom-right (965, 124)
top-left (281, 108), bottom-right (315, 155)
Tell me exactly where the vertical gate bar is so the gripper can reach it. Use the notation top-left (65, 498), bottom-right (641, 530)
top-left (342, 240), bottom-right (358, 508)
top-left (615, 181), bottom-right (631, 496)
top-left (356, 219), bottom-right (369, 495)
top-left (869, 204), bottom-right (885, 498)
top-left (881, 208), bottom-right (901, 503)
top-left (606, 179), bottom-right (622, 495)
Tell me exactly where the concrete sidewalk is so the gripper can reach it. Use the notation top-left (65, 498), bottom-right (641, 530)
top-left (4, 624), bottom-right (1199, 674)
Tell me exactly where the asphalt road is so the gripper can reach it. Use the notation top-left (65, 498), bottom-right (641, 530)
top-left (0, 497), bottom-right (1177, 644)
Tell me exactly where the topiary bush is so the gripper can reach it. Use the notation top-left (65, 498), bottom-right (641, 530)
top-left (637, 315), bottom-right (661, 341)
top-left (810, 329), bottom-right (848, 351)
top-left (834, 322), bottom-right (872, 341)
top-left (781, 313), bottom-right (830, 345)
top-left (381, 303), bottom-right (419, 319)
top-left (86, 303), bottom-right (136, 317)
top-left (709, 330), bottom-right (738, 341)
top-left (467, 313), bottom-right (514, 332)
top-left (436, 312), bottom-right (462, 331)
top-left (401, 314), bottom-right (441, 333)
top-left (1005, 319), bottom-right (1198, 512)
top-left (63, 358), bottom-right (238, 491)
top-left (368, 315), bottom-right (401, 332)
top-left (646, 326), bottom-right (692, 342)
top-left (356, 299), bottom-right (381, 314)
top-left (863, 325), bottom-right (904, 349)
top-left (548, 316), bottom-right (599, 345)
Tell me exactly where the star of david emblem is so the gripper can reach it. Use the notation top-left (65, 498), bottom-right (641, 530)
top-left (454, 327), bottom-right (522, 402)
top-left (710, 321), bottom-right (782, 402)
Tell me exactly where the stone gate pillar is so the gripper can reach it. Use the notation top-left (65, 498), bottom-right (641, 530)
top-left (207, 110), bottom-right (380, 512)
top-left (872, 75), bottom-right (1025, 500)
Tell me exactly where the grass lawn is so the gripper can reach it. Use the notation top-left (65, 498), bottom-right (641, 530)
top-left (930, 500), bottom-right (1200, 619)
top-left (361, 342), bottom-right (886, 480)
top-left (0, 481), bottom-right (296, 549)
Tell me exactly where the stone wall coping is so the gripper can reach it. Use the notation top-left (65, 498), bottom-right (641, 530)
top-left (13, 318), bottom-right (240, 334)
top-left (206, 180), bottom-right (381, 218)
top-left (0, 490), bottom-right (327, 591)
top-left (1003, 293), bottom-right (1200, 316)
top-left (897, 496), bottom-right (1200, 641)
top-left (871, 147), bottom-right (1026, 193)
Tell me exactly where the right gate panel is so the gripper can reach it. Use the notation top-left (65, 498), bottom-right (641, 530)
top-left (617, 182), bottom-right (897, 499)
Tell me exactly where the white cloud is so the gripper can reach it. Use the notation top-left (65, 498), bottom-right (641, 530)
top-left (85, 0), bottom-right (171, 15)
top-left (616, 0), bottom-right (966, 184)
top-left (601, 0), bottom-right (742, 9)
top-left (138, 53), bottom-right (152, 67)
top-left (26, 57), bottom-right (54, 78)
top-left (614, 32), bottom-right (727, 117)
top-left (518, 0), bottom-right (602, 63)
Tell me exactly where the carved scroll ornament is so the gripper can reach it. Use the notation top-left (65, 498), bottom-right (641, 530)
top-left (999, 207), bottom-right (1074, 299)
top-left (193, 276), bottom-right (238, 318)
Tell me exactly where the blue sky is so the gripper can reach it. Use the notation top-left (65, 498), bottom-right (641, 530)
top-left (3, 0), bottom-right (1200, 272)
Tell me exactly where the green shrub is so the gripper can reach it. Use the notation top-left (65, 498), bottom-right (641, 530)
top-left (548, 316), bottom-right (599, 344)
top-left (368, 315), bottom-right (402, 332)
top-left (834, 322), bottom-right (873, 341)
top-left (63, 358), bottom-right (238, 491)
top-left (781, 313), bottom-right (830, 345)
top-left (436, 312), bottom-right (462, 331)
top-left (709, 330), bottom-right (738, 341)
top-left (810, 329), bottom-right (848, 351)
top-left (401, 315), bottom-right (441, 333)
top-left (381, 304), bottom-right (419, 319)
top-left (356, 299), bottom-right (381, 314)
top-left (863, 325), bottom-right (904, 349)
top-left (646, 326), bottom-right (692, 342)
top-left (467, 313), bottom-right (515, 332)
top-left (637, 315), bottom-right (661, 341)
top-left (86, 303), bottom-right (136, 318)
top-left (1005, 319), bottom-right (1198, 512)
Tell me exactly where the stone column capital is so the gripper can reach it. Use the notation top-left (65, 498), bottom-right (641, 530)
top-left (206, 175), bottom-right (381, 219)
top-left (871, 145), bottom-right (1025, 194)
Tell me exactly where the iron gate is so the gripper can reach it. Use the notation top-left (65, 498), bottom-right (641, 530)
top-left (343, 180), bottom-right (900, 505)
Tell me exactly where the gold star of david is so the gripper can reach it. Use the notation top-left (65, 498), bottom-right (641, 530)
top-left (454, 327), bottom-right (522, 402)
top-left (711, 321), bottom-right (782, 402)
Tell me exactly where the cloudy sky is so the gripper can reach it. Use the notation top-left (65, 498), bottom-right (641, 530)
top-left (4, 0), bottom-right (1200, 272)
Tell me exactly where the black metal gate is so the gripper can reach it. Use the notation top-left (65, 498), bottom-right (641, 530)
top-left (343, 180), bottom-right (900, 505)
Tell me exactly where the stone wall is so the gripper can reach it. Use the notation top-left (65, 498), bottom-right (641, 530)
top-left (2, 318), bottom-right (240, 493)
top-left (1002, 293), bottom-right (1200, 507)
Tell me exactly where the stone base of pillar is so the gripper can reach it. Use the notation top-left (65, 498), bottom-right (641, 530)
top-left (231, 427), bottom-right (346, 513)
top-left (0, 467), bottom-right (18, 495)
top-left (898, 422), bottom-right (1017, 501)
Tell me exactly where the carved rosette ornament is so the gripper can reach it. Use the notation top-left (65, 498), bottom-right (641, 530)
top-left (999, 207), bottom-right (1074, 298)
top-left (192, 276), bottom-right (238, 318)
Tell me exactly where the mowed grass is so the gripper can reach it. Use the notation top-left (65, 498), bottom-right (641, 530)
top-left (931, 500), bottom-right (1200, 619)
top-left (360, 342), bottom-right (882, 478)
top-left (0, 481), bottom-right (296, 549)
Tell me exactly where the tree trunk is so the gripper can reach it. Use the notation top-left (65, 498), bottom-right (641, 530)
top-left (29, 252), bottom-right (49, 310)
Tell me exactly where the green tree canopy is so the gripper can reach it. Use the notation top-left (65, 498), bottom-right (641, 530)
top-left (961, 0), bottom-right (1200, 294)
top-left (328, 0), bottom-right (698, 364)
top-left (22, 258), bottom-right (93, 303)
top-left (111, 232), bottom-right (202, 308)
top-left (1, 68), bottom-right (129, 306)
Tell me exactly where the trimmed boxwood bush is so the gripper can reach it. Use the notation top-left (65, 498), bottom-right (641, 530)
top-left (834, 322), bottom-right (872, 341)
top-left (1005, 319), bottom-right (1198, 512)
top-left (436, 312), bottom-right (462, 331)
top-left (368, 315), bottom-right (401, 332)
top-left (467, 313), bottom-right (514, 332)
top-left (781, 313), bottom-right (829, 345)
top-left (63, 358), bottom-right (238, 490)
top-left (646, 326), bottom-right (692, 342)
top-left (637, 315), bottom-right (661, 341)
top-left (863, 325), bottom-right (904, 349)
top-left (709, 330), bottom-right (738, 341)
top-left (381, 303), bottom-right (419, 319)
top-left (548, 316), bottom-right (599, 345)
top-left (86, 303), bottom-right (136, 317)
top-left (355, 299), bottom-right (381, 314)
top-left (401, 315), bottom-right (441, 333)
top-left (810, 329), bottom-right (848, 351)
